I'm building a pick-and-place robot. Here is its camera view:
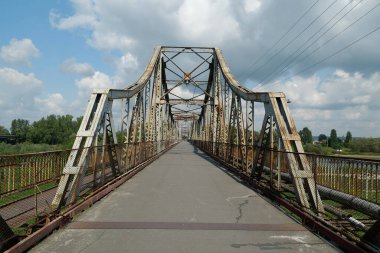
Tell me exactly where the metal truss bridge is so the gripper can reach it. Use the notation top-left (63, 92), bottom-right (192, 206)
top-left (1, 46), bottom-right (379, 252)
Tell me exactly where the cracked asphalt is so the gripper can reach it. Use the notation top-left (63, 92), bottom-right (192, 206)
top-left (30, 142), bottom-right (338, 253)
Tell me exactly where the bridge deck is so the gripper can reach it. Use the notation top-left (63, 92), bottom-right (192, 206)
top-left (30, 142), bottom-right (337, 253)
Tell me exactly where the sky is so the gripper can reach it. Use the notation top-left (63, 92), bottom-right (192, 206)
top-left (0, 0), bottom-right (380, 137)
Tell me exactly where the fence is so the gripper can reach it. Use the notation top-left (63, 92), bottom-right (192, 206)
top-left (0, 151), bottom-right (70, 196)
top-left (313, 154), bottom-right (379, 204)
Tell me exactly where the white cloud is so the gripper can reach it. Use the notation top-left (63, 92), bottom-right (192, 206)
top-left (176, 0), bottom-right (240, 44)
top-left (120, 53), bottom-right (138, 70)
top-left (111, 52), bottom-right (139, 87)
top-left (76, 71), bottom-right (113, 97)
top-left (244, 0), bottom-right (262, 13)
top-left (50, 0), bottom-right (136, 53)
top-left (0, 38), bottom-right (40, 65)
top-left (260, 70), bottom-right (380, 137)
top-left (351, 95), bottom-right (370, 104)
top-left (49, 0), bottom-right (97, 30)
top-left (35, 93), bottom-right (65, 115)
top-left (45, 0), bottom-right (380, 137)
top-left (334, 69), bottom-right (350, 79)
top-left (49, 0), bottom-right (380, 80)
top-left (49, 0), bottom-right (241, 53)
top-left (0, 69), bottom-right (72, 127)
top-left (68, 71), bottom-right (115, 114)
top-left (0, 67), bottom-right (108, 129)
top-left (0, 68), bottom-right (42, 127)
top-left (49, 11), bottom-right (97, 30)
top-left (87, 31), bottom-right (135, 52)
top-left (0, 67), bottom-right (41, 88)
top-left (171, 86), bottom-right (202, 100)
top-left (61, 58), bottom-right (95, 76)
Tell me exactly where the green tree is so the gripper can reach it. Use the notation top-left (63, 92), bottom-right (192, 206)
top-left (344, 131), bottom-right (352, 147)
top-left (328, 129), bottom-right (341, 149)
top-left (27, 114), bottom-right (82, 145)
top-left (299, 127), bottom-right (313, 144)
top-left (10, 119), bottom-right (29, 143)
top-left (0, 125), bottom-right (10, 135)
top-left (318, 134), bottom-right (327, 142)
top-left (318, 134), bottom-right (327, 146)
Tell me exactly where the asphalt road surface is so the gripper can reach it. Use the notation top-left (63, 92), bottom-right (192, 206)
top-left (30, 142), bottom-right (338, 253)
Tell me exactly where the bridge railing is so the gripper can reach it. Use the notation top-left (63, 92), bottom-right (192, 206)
top-left (0, 140), bottom-right (176, 245)
top-left (0, 151), bottom-right (69, 196)
top-left (270, 150), bottom-right (380, 206)
top-left (192, 140), bottom-right (380, 205)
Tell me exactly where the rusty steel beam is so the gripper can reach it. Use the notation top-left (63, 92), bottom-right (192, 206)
top-left (214, 48), bottom-right (273, 102)
top-left (158, 99), bottom-right (206, 106)
top-left (174, 116), bottom-right (198, 121)
top-left (124, 47), bottom-right (161, 95)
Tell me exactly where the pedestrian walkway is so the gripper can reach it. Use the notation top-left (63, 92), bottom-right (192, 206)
top-left (30, 142), bottom-right (338, 252)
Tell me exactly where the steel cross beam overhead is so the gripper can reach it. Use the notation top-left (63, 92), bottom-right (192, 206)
top-left (52, 46), bottom-right (323, 215)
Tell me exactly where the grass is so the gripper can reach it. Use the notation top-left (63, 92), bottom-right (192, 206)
top-left (280, 191), bottom-right (297, 201)
top-left (0, 143), bottom-right (65, 155)
top-left (328, 147), bottom-right (380, 159)
top-left (0, 181), bottom-right (57, 207)
top-left (278, 205), bottom-right (303, 223)
top-left (303, 143), bottom-right (380, 158)
top-left (280, 190), bottom-right (371, 220)
top-left (338, 153), bottom-right (380, 160)
top-left (322, 199), bottom-right (343, 208)
top-left (12, 216), bottom-right (38, 235)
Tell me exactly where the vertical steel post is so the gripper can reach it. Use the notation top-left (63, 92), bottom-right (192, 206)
top-left (277, 136), bottom-right (281, 190)
top-left (269, 116), bottom-right (274, 189)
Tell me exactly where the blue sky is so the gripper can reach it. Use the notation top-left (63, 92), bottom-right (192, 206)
top-left (0, 1), bottom-right (105, 97)
top-left (1, 0), bottom-right (380, 137)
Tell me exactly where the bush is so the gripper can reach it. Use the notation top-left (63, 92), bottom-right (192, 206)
top-left (303, 143), bottom-right (334, 155)
top-left (348, 138), bottom-right (380, 153)
top-left (0, 143), bottom-right (64, 155)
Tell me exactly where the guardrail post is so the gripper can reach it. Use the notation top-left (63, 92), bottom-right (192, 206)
top-left (34, 162), bottom-right (37, 219)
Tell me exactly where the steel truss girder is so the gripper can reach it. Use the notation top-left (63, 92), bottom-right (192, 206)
top-left (52, 91), bottom-right (119, 209)
top-left (52, 48), bottom-right (179, 210)
top-left (257, 94), bottom-right (324, 213)
top-left (195, 47), bottom-right (324, 213)
top-left (53, 46), bottom-right (325, 219)
top-left (105, 111), bottom-right (120, 177)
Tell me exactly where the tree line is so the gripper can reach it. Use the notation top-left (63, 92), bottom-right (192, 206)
top-left (298, 127), bottom-right (379, 154)
top-left (1, 117), bottom-right (379, 154)
top-left (0, 115), bottom-right (82, 146)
